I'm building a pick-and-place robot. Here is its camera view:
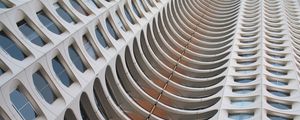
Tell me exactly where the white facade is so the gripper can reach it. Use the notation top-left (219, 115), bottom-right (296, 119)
top-left (0, 0), bottom-right (300, 120)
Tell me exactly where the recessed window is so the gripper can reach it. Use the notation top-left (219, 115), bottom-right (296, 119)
top-left (237, 60), bottom-right (255, 65)
top-left (236, 68), bottom-right (256, 74)
top-left (268, 46), bottom-right (284, 51)
top-left (69, 0), bottom-right (89, 15)
top-left (268, 101), bottom-right (291, 110)
top-left (0, 114), bottom-right (4, 120)
top-left (37, 11), bottom-right (62, 34)
top-left (267, 60), bottom-right (286, 67)
top-left (268, 89), bottom-right (290, 97)
top-left (124, 6), bottom-right (135, 24)
top-left (231, 100), bottom-right (253, 107)
top-left (228, 113), bottom-right (253, 120)
top-left (17, 20), bottom-right (46, 46)
top-left (95, 26), bottom-right (108, 48)
top-left (93, 89), bottom-right (108, 119)
top-left (268, 114), bottom-right (292, 120)
top-left (146, 0), bottom-right (154, 7)
top-left (114, 12), bottom-right (127, 31)
top-left (238, 53), bottom-right (255, 57)
top-left (0, 67), bottom-right (5, 76)
top-left (237, 61), bottom-right (253, 65)
top-left (232, 88), bottom-right (255, 94)
top-left (0, 31), bottom-right (27, 60)
top-left (83, 0), bottom-right (101, 8)
top-left (64, 109), bottom-right (77, 120)
top-left (137, 0), bottom-right (148, 12)
top-left (240, 40), bottom-right (255, 43)
top-left (268, 79), bottom-right (288, 86)
top-left (0, 1), bottom-right (9, 8)
top-left (269, 62), bottom-right (285, 67)
top-left (33, 70), bottom-right (57, 104)
top-left (80, 102), bottom-right (90, 119)
top-left (10, 89), bottom-right (37, 120)
top-left (52, 57), bottom-right (73, 87)
top-left (239, 46), bottom-right (255, 50)
top-left (267, 39), bottom-right (284, 45)
top-left (68, 45), bottom-right (87, 72)
top-left (268, 53), bottom-right (285, 59)
top-left (234, 78), bottom-right (255, 83)
top-left (106, 18), bottom-right (119, 40)
top-left (83, 35), bottom-right (98, 60)
top-left (106, 78), bottom-right (118, 104)
top-left (131, 1), bottom-right (141, 18)
top-left (54, 3), bottom-right (77, 24)
top-left (268, 69), bottom-right (287, 76)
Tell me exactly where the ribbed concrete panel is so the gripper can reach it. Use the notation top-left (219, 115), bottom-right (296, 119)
top-left (0, 0), bottom-right (300, 120)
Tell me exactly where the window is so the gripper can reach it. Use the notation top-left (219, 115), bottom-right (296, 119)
top-left (240, 40), bottom-right (254, 43)
top-left (0, 67), bottom-right (5, 76)
top-left (267, 60), bottom-right (286, 67)
top-left (0, 1), bottom-right (8, 8)
top-left (68, 45), bottom-right (87, 72)
top-left (106, 18), bottom-right (119, 40)
top-left (268, 79), bottom-right (288, 86)
top-left (93, 89), bottom-right (108, 119)
top-left (106, 79), bottom-right (118, 105)
top-left (83, 0), bottom-right (101, 8)
top-left (114, 12), bottom-right (126, 31)
top-left (268, 101), bottom-right (291, 110)
top-left (37, 11), bottom-right (62, 34)
top-left (146, 0), bottom-right (154, 7)
top-left (268, 46), bottom-right (284, 51)
top-left (137, 0), bottom-right (147, 12)
top-left (64, 109), bottom-right (77, 120)
top-left (124, 6), bottom-right (135, 24)
top-left (268, 90), bottom-right (289, 97)
top-left (237, 60), bottom-right (254, 65)
top-left (83, 35), bottom-right (98, 59)
top-left (268, 114), bottom-right (292, 120)
top-left (95, 27), bottom-right (108, 48)
top-left (52, 57), bottom-right (73, 87)
top-left (10, 89), bottom-right (37, 120)
top-left (79, 93), bottom-right (98, 120)
top-left (80, 102), bottom-right (90, 120)
top-left (231, 100), bottom-right (253, 107)
top-left (269, 62), bottom-right (285, 67)
top-left (234, 78), bottom-right (254, 83)
top-left (238, 53), bottom-right (255, 57)
top-left (0, 115), bottom-right (4, 120)
top-left (54, 3), bottom-right (76, 24)
top-left (268, 69), bottom-right (287, 76)
top-left (131, 1), bottom-right (141, 18)
top-left (237, 61), bottom-right (253, 65)
top-left (0, 109), bottom-right (7, 120)
top-left (69, 0), bottom-right (89, 15)
top-left (33, 70), bottom-right (57, 104)
top-left (232, 88), bottom-right (255, 94)
top-left (236, 69), bottom-right (255, 74)
top-left (0, 31), bottom-right (27, 60)
top-left (239, 46), bottom-right (255, 50)
top-left (268, 53), bottom-right (285, 59)
top-left (228, 113), bottom-right (253, 120)
top-left (17, 20), bottom-right (46, 46)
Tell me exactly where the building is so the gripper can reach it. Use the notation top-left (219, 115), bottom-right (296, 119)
top-left (0, 0), bottom-right (300, 119)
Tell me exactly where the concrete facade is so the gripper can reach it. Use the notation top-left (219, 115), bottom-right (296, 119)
top-left (0, 0), bottom-right (300, 120)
